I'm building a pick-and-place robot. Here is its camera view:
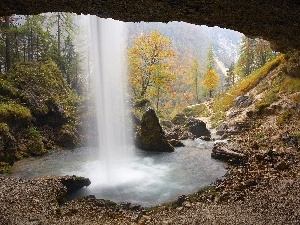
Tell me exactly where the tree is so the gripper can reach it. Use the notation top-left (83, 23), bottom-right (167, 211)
top-left (202, 69), bottom-right (220, 98)
top-left (190, 57), bottom-right (201, 103)
top-left (128, 30), bottom-right (175, 101)
top-left (236, 36), bottom-right (277, 77)
top-left (225, 62), bottom-right (235, 90)
top-left (206, 44), bottom-right (215, 71)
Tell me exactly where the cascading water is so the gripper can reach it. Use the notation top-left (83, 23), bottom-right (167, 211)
top-left (89, 16), bottom-right (133, 184)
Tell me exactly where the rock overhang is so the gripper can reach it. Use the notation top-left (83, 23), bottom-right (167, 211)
top-left (1, 0), bottom-right (300, 52)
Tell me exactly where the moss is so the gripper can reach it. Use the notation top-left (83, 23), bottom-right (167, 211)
top-left (188, 185), bottom-right (217, 202)
top-left (0, 103), bottom-right (32, 124)
top-left (255, 102), bottom-right (270, 114)
top-left (182, 104), bottom-right (210, 117)
top-left (0, 123), bottom-right (9, 133)
top-left (291, 132), bottom-right (300, 143)
top-left (277, 111), bottom-right (292, 126)
top-left (0, 162), bottom-right (12, 174)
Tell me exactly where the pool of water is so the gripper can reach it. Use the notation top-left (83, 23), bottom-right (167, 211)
top-left (10, 139), bottom-right (226, 207)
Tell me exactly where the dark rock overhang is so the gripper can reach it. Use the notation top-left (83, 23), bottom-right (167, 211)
top-left (1, 0), bottom-right (300, 52)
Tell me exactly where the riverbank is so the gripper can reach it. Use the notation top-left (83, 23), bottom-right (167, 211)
top-left (1, 138), bottom-right (299, 225)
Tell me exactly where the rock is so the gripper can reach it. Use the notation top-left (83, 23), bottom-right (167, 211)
top-left (211, 145), bottom-right (246, 164)
top-left (135, 108), bottom-right (174, 152)
top-left (229, 110), bottom-right (242, 118)
top-left (233, 95), bottom-right (252, 108)
top-left (177, 195), bottom-right (189, 206)
top-left (216, 123), bottom-right (229, 135)
top-left (185, 118), bottom-right (211, 138)
top-left (169, 139), bottom-right (185, 147)
top-left (161, 120), bottom-right (174, 129)
top-left (56, 175), bottom-right (91, 193)
top-left (244, 179), bottom-right (257, 187)
top-left (275, 161), bottom-right (289, 170)
top-left (171, 113), bottom-right (188, 125)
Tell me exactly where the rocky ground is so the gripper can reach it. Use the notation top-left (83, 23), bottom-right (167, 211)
top-left (1, 116), bottom-right (299, 224)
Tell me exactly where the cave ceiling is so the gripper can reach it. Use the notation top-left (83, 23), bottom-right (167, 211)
top-left (1, 0), bottom-right (300, 52)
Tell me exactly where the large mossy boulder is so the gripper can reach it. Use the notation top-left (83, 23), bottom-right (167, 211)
top-left (136, 107), bottom-right (174, 152)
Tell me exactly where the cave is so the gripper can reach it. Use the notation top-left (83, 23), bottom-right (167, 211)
top-left (1, 0), bottom-right (300, 52)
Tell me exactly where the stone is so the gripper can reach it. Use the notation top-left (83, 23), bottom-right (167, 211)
top-left (275, 161), bottom-right (289, 170)
top-left (169, 139), bottom-right (185, 147)
top-left (211, 145), bottom-right (246, 164)
top-left (216, 123), bottom-right (229, 135)
top-left (185, 118), bottom-right (211, 138)
top-left (135, 108), bottom-right (174, 152)
top-left (2, 1), bottom-right (300, 52)
top-left (233, 96), bottom-right (252, 108)
top-left (161, 120), bottom-right (174, 129)
top-left (171, 113), bottom-right (188, 125)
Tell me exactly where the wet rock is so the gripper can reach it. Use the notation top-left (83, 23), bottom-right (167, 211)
top-left (135, 108), bottom-right (174, 152)
top-left (169, 139), bottom-right (185, 147)
top-left (211, 145), bottom-right (246, 164)
top-left (57, 175), bottom-right (91, 193)
top-left (185, 118), bottom-right (211, 138)
top-left (177, 195), bottom-right (189, 206)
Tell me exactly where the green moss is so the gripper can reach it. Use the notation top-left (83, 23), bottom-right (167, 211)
top-left (182, 104), bottom-right (210, 117)
top-left (0, 162), bottom-right (12, 174)
top-left (277, 111), bottom-right (292, 126)
top-left (0, 103), bottom-right (32, 124)
top-left (189, 185), bottom-right (217, 202)
top-left (0, 123), bottom-right (9, 133)
top-left (27, 127), bottom-right (42, 138)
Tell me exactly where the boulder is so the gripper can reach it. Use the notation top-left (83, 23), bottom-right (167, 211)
top-left (185, 118), bottom-right (211, 138)
top-left (171, 113), bottom-right (188, 125)
top-left (135, 108), bottom-right (174, 152)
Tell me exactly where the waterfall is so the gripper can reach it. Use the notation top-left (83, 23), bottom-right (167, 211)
top-left (89, 16), bottom-right (133, 184)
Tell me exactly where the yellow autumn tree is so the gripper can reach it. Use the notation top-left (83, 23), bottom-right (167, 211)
top-left (202, 69), bottom-right (220, 98)
top-left (128, 30), bottom-right (175, 106)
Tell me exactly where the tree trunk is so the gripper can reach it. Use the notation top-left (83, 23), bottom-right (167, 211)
top-left (5, 16), bottom-right (11, 71)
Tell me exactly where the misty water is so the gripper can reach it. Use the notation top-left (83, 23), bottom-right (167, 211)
top-left (11, 139), bottom-right (226, 207)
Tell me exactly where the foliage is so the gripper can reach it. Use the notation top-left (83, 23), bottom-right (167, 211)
top-left (0, 102), bottom-right (32, 124)
top-left (128, 30), bottom-right (176, 98)
top-left (202, 69), bottom-right (220, 97)
top-left (182, 104), bottom-right (210, 117)
top-left (206, 44), bottom-right (215, 71)
top-left (3, 60), bottom-right (80, 120)
top-left (235, 36), bottom-right (278, 78)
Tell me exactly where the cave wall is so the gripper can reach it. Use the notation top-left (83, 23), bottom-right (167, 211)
top-left (1, 0), bottom-right (300, 52)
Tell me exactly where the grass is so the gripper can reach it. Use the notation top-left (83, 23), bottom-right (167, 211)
top-left (211, 55), bottom-right (284, 125)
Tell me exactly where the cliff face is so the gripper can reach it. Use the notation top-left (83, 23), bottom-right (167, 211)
top-left (1, 0), bottom-right (300, 52)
